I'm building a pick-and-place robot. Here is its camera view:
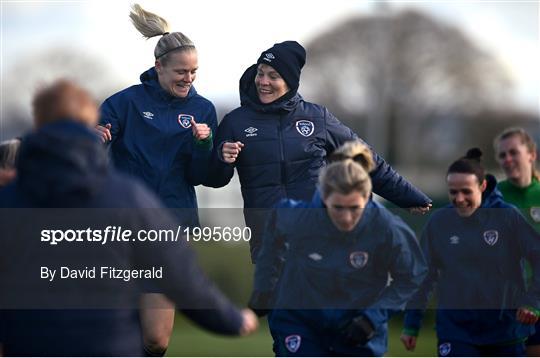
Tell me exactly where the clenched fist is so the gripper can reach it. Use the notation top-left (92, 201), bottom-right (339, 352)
top-left (191, 119), bottom-right (211, 141)
top-left (95, 123), bottom-right (112, 143)
top-left (222, 141), bottom-right (244, 164)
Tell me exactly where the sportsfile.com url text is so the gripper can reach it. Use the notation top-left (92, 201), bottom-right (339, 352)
top-left (40, 226), bottom-right (251, 245)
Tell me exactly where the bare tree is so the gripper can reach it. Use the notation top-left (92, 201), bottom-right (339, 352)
top-left (1, 47), bottom-right (125, 140)
top-left (300, 9), bottom-right (514, 166)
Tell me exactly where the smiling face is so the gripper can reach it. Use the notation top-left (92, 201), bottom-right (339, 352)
top-left (496, 135), bottom-right (536, 186)
top-left (447, 173), bottom-right (486, 217)
top-left (324, 191), bottom-right (369, 232)
top-left (155, 49), bottom-right (198, 98)
top-left (254, 64), bottom-right (289, 104)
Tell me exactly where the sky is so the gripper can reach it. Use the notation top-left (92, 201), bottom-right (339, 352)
top-left (1, 0), bottom-right (539, 112)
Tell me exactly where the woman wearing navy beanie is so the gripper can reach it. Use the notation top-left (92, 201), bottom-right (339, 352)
top-left (207, 41), bottom-right (432, 262)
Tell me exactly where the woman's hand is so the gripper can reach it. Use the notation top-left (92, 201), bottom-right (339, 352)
top-left (222, 141), bottom-right (244, 164)
top-left (191, 119), bottom-right (211, 141)
top-left (95, 123), bottom-right (112, 143)
top-left (409, 203), bottom-right (432, 215)
top-left (239, 308), bottom-right (259, 336)
top-left (400, 333), bottom-right (417, 351)
top-left (0, 168), bottom-right (16, 186)
top-left (516, 307), bottom-right (539, 325)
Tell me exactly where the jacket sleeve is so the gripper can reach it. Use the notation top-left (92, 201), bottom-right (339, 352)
top-left (132, 187), bottom-right (243, 335)
top-left (203, 113), bottom-right (236, 188)
top-left (251, 208), bottom-right (287, 309)
top-left (186, 104), bottom-right (217, 186)
top-left (323, 108), bottom-right (431, 208)
top-left (324, 107), bottom-right (358, 151)
top-left (363, 216), bottom-right (428, 331)
top-left (515, 209), bottom-right (540, 310)
top-left (369, 150), bottom-right (432, 208)
top-left (99, 96), bottom-right (123, 147)
top-left (403, 220), bottom-right (440, 336)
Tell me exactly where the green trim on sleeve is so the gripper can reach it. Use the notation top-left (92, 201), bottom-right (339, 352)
top-left (525, 306), bottom-right (540, 317)
top-left (193, 131), bottom-right (213, 149)
top-left (402, 327), bottom-right (419, 337)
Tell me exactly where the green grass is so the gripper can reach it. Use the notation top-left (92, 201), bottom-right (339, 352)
top-left (167, 314), bottom-right (438, 356)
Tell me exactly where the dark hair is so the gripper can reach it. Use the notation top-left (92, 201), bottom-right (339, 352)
top-left (447, 148), bottom-right (485, 183)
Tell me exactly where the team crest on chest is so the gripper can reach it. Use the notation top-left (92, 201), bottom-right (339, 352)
top-left (483, 230), bottom-right (499, 246)
top-left (295, 120), bottom-right (314, 137)
top-left (531, 207), bottom-right (540, 222)
top-left (439, 342), bottom-right (451, 356)
top-left (284, 335), bottom-right (301, 353)
top-left (178, 114), bottom-right (194, 128)
top-left (349, 251), bottom-right (369, 269)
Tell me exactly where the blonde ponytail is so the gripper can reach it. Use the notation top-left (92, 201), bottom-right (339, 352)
top-left (320, 159), bottom-right (373, 200)
top-left (129, 4), bottom-right (170, 39)
top-left (129, 4), bottom-right (195, 61)
top-left (328, 140), bottom-right (375, 173)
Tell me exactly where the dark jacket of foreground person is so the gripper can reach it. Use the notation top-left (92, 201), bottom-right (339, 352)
top-left (0, 121), bottom-right (243, 356)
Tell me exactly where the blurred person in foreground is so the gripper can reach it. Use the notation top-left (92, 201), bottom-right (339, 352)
top-left (0, 138), bottom-right (20, 187)
top-left (205, 40), bottom-right (432, 263)
top-left (95, 4), bottom-right (218, 352)
top-left (0, 79), bottom-right (257, 357)
top-left (495, 127), bottom-right (540, 356)
top-left (401, 148), bottom-right (540, 357)
top-left (249, 141), bottom-right (427, 356)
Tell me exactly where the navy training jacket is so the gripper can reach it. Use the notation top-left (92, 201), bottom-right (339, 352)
top-left (206, 64), bottom-right (431, 260)
top-left (206, 64), bottom-right (431, 210)
top-left (100, 67), bottom-right (217, 223)
top-left (0, 121), bottom-right (242, 356)
top-left (403, 175), bottom-right (540, 345)
top-left (252, 195), bottom-right (427, 356)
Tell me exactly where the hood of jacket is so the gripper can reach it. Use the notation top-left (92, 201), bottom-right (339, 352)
top-left (16, 121), bottom-right (109, 206)
top-left (239, 64), bottom-right (301, 113)
top-left (481, 174), bottom-right (507, 208)
top-left (139, 67), bottom-right (197, 104)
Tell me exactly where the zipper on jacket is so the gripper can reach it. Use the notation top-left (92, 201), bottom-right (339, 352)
top-left (278, 115), bottom-right (287, 191)
top-left (157, 103), bottom-right (172, 195)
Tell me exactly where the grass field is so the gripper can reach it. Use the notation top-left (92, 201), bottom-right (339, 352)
top-left (167, 314), bottom-right (438, 356)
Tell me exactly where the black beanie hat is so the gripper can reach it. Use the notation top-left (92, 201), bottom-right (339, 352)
top-left (256, 41), bottom-right (306, 91)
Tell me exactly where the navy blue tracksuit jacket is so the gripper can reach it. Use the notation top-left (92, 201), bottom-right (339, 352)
top-left (404, 175), bottom-right (540, 346)
top-left (252, 196), bottom-right (427, 356)
top-left (100, 67), bottom-right (217, 225)
top-left (206, 64), bottom-right (431, 258)
top-left (0, 121), bottom-right (242, 356)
